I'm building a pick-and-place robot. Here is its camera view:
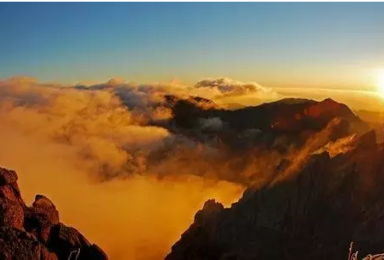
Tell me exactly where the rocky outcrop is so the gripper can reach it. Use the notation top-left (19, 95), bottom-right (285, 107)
top-left (0, 167), bottom-right (108, 260)
top-left (166, 131), bottom-right (384, 260)
top-left (0, 168), bottom-right (18, 185)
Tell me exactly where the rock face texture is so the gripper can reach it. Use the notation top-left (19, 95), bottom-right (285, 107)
top-left (0, 167), bottom-right (108, 260)
top-left (166, 130), bottom-right (384, 260)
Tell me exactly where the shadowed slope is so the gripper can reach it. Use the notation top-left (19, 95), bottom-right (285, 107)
top-left (167, 130), bottom-right (384, 260)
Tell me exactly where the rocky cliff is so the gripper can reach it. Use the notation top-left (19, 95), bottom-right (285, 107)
top-left (166, 130), bottom-right (384, 260)
top-left (0, 167), bottom-right (107, 260)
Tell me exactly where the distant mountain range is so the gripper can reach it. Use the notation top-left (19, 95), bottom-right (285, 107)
top-left (165, 95), bottom-right (369, 139)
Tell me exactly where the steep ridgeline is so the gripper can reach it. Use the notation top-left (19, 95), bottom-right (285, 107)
top-left (167, 130), bottom-right (384, 260)
top-left (0, 168), bottom-right (107, 260)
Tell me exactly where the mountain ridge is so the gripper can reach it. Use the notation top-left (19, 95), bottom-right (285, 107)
top-left (166, 129), bottom-right (384, 260)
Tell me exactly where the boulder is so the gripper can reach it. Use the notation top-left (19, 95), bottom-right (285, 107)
top-left (24, 195), bottom-right (59, 245)
top-left (32, 194), bottom-right (60, 225)
top-left (0, 168), bottom-right (17, 185)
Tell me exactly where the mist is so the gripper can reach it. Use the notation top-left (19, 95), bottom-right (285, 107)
top-left (0, 77), bottom-right (246, 259)
top-left (0, 76), bottom-right (378, 259)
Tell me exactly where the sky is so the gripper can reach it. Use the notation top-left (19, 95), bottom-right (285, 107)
top-left (1, 2), bottom-right (384, 90)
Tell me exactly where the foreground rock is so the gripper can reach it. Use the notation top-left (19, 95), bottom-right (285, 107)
top-left (167, 131), bottom-right (384, 260)
top-left (0, 167), bottom-right (108, 260)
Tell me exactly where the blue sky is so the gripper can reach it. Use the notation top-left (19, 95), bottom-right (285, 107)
top-left (1, 3), bottom-right (384, 89)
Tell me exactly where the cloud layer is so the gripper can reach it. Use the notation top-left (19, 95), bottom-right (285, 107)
top-left (0, 76), bottom-right (380, 259)
top-left (1, 76), bottom-right (266, 259)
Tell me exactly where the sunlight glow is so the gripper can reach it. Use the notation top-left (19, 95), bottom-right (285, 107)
top-left (378, 70), bottom-right (384, 97)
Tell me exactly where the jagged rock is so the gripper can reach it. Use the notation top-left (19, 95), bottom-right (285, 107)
top-left (0, 167), bottom-right (108, 260)
top-left (34, 194), bottom-right (56, 208)
top-left (24, 195), bottom-right (60, 245)
top-left (194, 199), bottom-right (223, 225)
top-left (0, 183), bottom-right (22, 203)
top-left (0, 168), bottom-right (24, 209)
top-left (167, 131), bottom-right (384, 260)
top-left (32, 194), bottom-right (60, 225)
top-left (0, 168), bottom-right (17, 185)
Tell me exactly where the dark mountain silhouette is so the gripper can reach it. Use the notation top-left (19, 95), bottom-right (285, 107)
top-left (159, 96), bottom-right (370, 167)
top-left (167, 96), bottom-right (368, 134)
top-left (166, 130), bottom-right (384, 260)
top-left (0, 168), bottom-right (107, 260)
